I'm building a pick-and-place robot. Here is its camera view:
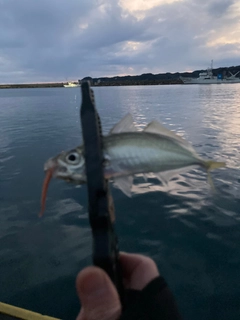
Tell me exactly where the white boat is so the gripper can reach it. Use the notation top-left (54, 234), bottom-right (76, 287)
top-left (181, 61), bottom-right (240, 84)
top-left (63, 82), bottom-right (80, 88)
top-left (223, 71), bottom-right (240, 83)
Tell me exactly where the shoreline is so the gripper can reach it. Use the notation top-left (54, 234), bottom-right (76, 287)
top-left (0, 82), bottom-right (65, 89)
top-left (0, 79), bottom-right (183, 89)
top-left (1, 64), bottom-right (239, 89)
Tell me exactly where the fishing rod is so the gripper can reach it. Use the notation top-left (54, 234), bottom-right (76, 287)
top-left (80, 81), bottom-right (124, 305)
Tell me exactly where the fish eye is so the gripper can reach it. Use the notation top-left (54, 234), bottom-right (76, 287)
top-left (66, 152), bottom-right (79, 164)
top-left (68, 154), bottom-right (76, 161)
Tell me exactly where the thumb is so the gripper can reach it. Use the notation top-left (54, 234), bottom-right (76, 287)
top-left (76, 266), bottom-right (121, 320)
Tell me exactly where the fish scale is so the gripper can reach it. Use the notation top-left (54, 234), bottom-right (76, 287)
top-left (40, 114), bottom-right (225, 215)
top-left (103, 132), bottom-right (198, 175)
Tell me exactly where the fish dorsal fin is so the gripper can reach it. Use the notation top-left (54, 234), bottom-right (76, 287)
top-left (113, 175), bottom-right (133, 197)
top-left (144, 120), bottom-right (183, 141)
top-left (109, 113), bottom-right (137, 134)
top-left (144, 120), bottom-right (196, 153)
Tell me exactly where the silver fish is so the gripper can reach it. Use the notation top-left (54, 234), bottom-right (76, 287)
top-left (41, 114), bottom-right (225, 206)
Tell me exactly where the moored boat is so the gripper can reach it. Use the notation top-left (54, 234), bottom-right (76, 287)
top-left (180, 61), bottom-right (240, 84)
top-left (63, 82), bottom-right (80, 88)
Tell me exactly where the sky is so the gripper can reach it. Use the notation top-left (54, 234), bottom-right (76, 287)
top-left (0, 0), bottom-right (240, 83)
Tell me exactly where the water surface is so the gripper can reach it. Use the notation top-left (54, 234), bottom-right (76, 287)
top-left (0, 85), bottom-right (240, 319)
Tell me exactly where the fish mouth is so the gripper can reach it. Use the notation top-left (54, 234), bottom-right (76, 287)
top-left (44, 158), bottom-right (57, 172)
top-left (44, 157), bottom-right (86, 183)
top-left (44, 158), bottom-right (75, 181)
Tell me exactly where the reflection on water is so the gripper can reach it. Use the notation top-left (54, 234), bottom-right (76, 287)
top-left (199, 84), bottom-right (240, 168)
top-left (0, 86), bottom-right (240, 320)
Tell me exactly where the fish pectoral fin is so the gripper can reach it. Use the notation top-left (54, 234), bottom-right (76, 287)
top-left (109, 113), bottom-right (137, 134)
top-left (113, 175), bottom-right (133, 197)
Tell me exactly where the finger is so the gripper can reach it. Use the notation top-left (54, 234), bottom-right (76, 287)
top-left (119, 252), bottom-right (159, 290)
top-left (76, 266), bottom-right (121, 320)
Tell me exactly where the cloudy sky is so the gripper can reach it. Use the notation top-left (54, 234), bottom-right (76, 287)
top-left (0, 0), bottom-right (239, 83)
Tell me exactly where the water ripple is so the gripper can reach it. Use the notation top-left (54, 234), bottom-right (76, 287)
top-left (0, 86), bottom-right (240, 320)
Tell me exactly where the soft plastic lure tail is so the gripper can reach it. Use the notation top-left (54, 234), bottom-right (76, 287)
top-left (39, 168), bottom-right (54, 217)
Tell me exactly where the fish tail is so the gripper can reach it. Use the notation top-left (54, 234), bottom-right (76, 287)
top-left (205, 160), bottom-right (226, 171)
top-left (203, 161), bottom-right (225, 192)
top-left (207, 172), bottom-right (216, 192)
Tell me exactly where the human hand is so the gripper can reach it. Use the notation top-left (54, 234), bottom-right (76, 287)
top-left (76, 252), bottom-right (159, 320)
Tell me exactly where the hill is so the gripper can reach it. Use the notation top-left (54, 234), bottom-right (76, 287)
top-left (81, 65), bottom-right (240, 86)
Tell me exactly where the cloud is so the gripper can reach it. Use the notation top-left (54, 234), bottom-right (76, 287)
top-left (0, 0), bottom-right (239, 83)
top-left (207, 0), bottom-right (234, 18)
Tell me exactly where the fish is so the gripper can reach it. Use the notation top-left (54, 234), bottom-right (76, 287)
top-left (40, 114), bottom-right (225, 215)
